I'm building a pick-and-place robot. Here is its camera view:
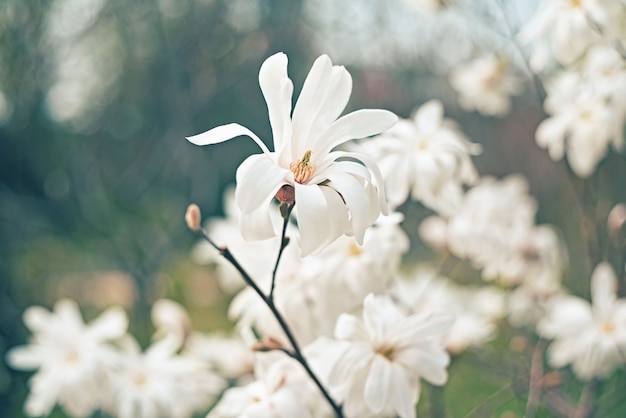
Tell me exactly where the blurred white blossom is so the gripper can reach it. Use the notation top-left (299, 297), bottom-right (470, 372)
top-left (537, 262), bottom-right (626, 380)
top-left (518, 0), bottom-right (608, 71)
top-left (450, 54), bottom-right (523, 117)
top-left (354, 100), bottom-right (481, 214)
top-left (328, 294), bottom-right (452, 418)
top-left (6, 300), bottom-right (127, 417)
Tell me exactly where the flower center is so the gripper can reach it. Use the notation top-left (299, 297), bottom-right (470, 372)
top-left (290, 150), bottom-right (314, 184)
top-left (601, 320), bottom-right (616, 335)
top-left (376, 345), bottom-right (396, 361)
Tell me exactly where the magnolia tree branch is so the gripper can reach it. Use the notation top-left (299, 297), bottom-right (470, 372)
top-left (270, 203), bottom-right (295, 301)
top-left (189, 208), bottom-right (344, 418)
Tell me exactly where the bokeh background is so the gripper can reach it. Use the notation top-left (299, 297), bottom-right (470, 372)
top-left (1, 0), bottom-right (625, 416)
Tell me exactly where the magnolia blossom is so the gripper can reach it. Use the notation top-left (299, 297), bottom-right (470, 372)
top-left (208, 355), bottom-right (322, 418)
top-left (104, 335), bottom-right (224, 418)
top-left (518, 0), bottom-right (607, 71)
top-left (328, 294), bottom-right (452, 418)
top-left (537, 262), bottom-right (626, 380)
top-left (450, 55), bottom-right (523, 117)
top-left (187, 52), bottom-right (397, 255)
top-left (354, 100), bottom-right (480, 214)
top-left (536, 70), bottom-right (623, 178)
top-left (6, 299), bottom-right (127, 417)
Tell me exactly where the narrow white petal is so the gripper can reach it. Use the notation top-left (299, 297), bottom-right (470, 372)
top-left (235, 154), bottom-right (289, 214)
top-left (414, 100), bottom-right (444, 134)
top-left (259, 53), bottom-right (294, 154)
top-left (5, 346), bottom-right (44, 370)
top-left (591, 262), bottom-right (617, 314)
top-left (364, 355), bottom-right (392, 413)
top-left (308, 65), bottom-right (353, 137)
top-left (240, 203), bottom-right (277, 240)
top-left (326, 172), bottom-right (377, 244)
top-left (317, 109), bottom-right (398, 155)
top-left (293, 183), bottom-right (348, 255)
top-left (292, 55), bottom-right (333, 156)
top-left (335, 314), bottom-right (368, 341)
top-left (330, 151), bottom-right (389, 215)
top-left (328, 344), bottom-right (373, 389)
top-left (186, 123), bottom-right (271, 155)
top-left (391, 363), bottom-right (417, 418)
top-left (86, 307), bottom-right (128, 341)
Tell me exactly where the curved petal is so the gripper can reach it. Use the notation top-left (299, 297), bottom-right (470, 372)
top-left (335, 314), bottom-right (368, 341)
top-left (186, 123), bottom-right (271, 155)
top-left (293, 182), bottom-right (348, 256)
top-left (308, 65), bottom-right (353, 138)
top-left (235, 154), bottom-right (290, 214)
top-left (331, 151), bottom-right (389, 215)
top-left (391, 363), bottom-right (417, 418)
top-left (87, 307), bottom-right (128, 341)
top-left (414, 100), bottom-right (444, 134)
top-left (326, 172), bottom-right (378, 244)
top-left (591, 262), bottom-right (617, 314)
top-left (316, 109), bottom-right (398, 155)
top-left (292, 55), bottom-right (334, 157)
top-left (240, 203), bottom-right (277, 241)
top-left (259, 53), bottom-right (294, 155)
top-left (364, 355), bottom-right (392, 413)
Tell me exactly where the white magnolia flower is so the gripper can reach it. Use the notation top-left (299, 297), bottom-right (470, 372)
top-left (518, 0), bottom-right (607, 71)
top-left (6, 299), bottom-right (127, 417)
top-left (354, 100), bottom-right (480, 214)
top-left (450, 55), bottom-right (523, 117)
top-left (536, 71), bottom-right (623, 178)
top-left (187, 52), bottom-right (397, 255)
top-left (105, 335), bottom-right (224, 418)
top-left (208, 356), bottom-right (317, 418)
top-left (537, 262), bottom-right (626, 380)
top-left (328, 294), bottom-right (452, 418)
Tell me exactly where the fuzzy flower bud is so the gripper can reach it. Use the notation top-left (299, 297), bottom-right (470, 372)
top-left (185, 204), bottom-right (202, 232)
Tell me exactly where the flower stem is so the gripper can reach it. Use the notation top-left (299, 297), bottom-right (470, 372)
top-left (574, 379), bottom-right (599, 418)
top-left (196, 227), bottom-right (344, 418)
top-left (270, 203), bottom-right (294, 301)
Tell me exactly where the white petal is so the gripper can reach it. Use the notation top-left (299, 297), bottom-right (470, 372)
top-left (328, 344), bottom-right (373, 389)
top-left (292, 55), bottom-right (334, 156)
top-left (293, 183), bottom-right (348, 255)
top-left (391, 363), bottom-right (417, 418)
top-left (335, 314), bottom-right (368, 341)
top-left (5, 346), bottom-right (44, 370)
top-left (414, 100), bottom-right (444, 134)
top-left (186, 123), bottom-right (271, 155)
top-left (326, 172), bottom-right (377, 244)
top-left (240, 204), bottom-right (277, 241)
top-left (591, 262), bottom-right (617, 314)
top-left (317, 109), bottom-right (398, 155)
top-left (330, 150), bottom-right (389, 216)
top-left (396, 344), bottom-right (449, 385)
top-left (86, 306), bottom-right (128, 341)
top-left (259, 53), bottom-right (293, 155)
top-left (309, 65), bottom-right (353, 138)
top-left (364, 355), bottom-right (392, 413)
top-left (235, 154), bottom-right (289, 214)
